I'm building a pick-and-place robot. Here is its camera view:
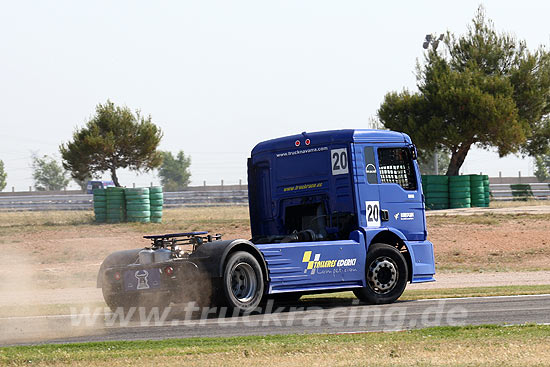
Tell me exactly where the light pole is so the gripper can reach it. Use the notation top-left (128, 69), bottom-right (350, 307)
top-left (423, 33), bottom-right (444, 175)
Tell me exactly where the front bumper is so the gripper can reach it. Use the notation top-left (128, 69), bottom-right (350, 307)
top-left (406, 240), bottom-right (436, 283)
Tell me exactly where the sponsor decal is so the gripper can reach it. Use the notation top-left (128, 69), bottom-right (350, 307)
top-left (275, 146), bottom-right (328, 158)
top-left (395, 212), bottom-right (415, 221)
top-left (302, 251), bottom-right (356, 275)
top-left (283, 182), bottom-right (323, 192)
top-left (135, 270), bottom-right (150, 290)
top-left (365, 163), bottom-right (377, 174)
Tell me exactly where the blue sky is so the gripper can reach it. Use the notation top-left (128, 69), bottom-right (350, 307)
top-left (1, 0), bottom-right (548, 190)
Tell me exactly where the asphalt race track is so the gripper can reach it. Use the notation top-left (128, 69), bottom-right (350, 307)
top-left (1, 294), bottom-right (549, 346)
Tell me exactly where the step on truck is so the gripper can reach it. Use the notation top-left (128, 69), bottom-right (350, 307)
top-left (97, 129), bottom-right (436, 312)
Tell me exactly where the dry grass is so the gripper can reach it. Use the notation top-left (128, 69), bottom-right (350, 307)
top-left (1, 325), bottom-right (550, 366)
top-left (489, 199), bottom-right (550, 208)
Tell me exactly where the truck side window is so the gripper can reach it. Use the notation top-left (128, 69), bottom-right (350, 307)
top-left (364, 147), bottom-right (378, 184)
top-left (377, 147), bottom-right (417, 190)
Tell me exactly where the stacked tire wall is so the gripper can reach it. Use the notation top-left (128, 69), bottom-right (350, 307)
top-left (449, 175), bottom-right (471, 208)
top-left (421, 174), bottom-right (491, 209)
top-left (125, 188), bottom-right (151, 223)
top-left (106, 187), bottom-right (126, 223)
top-left (149, 187), bottom-right (163, 223)
top-left (483, 175), bottom-right (490, 206)
top-left (93, 186), bottom-right (164, 223)
top-left (92, 189), bottom-right (106, 222)
top-left (421, 175), bottom-right (449, 210)
top-left (470, 174), bottom-right (487, 207)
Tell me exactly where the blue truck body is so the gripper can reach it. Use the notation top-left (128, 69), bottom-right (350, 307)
top-left (248, 129), bottom-right (435, 295)
top-left (98, 129), bottom-right (435, 311)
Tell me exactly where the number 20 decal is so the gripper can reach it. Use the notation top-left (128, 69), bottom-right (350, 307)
top-left (331, 148), bottom-right (348, 175)
top-left (365, 201), bottom-right (381, 228)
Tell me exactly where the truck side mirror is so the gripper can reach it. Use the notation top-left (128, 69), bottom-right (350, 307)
top-left (410, 145), bottom-right (417, 160)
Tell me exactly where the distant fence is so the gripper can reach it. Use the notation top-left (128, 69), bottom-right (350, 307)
top-left (490, 183), bottom-right (550, 200)
top-left (0, 190), bottom-right (249, 212)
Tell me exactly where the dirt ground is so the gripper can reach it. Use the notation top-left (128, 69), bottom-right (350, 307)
top-left (1, 206), bottom-right (549, 308)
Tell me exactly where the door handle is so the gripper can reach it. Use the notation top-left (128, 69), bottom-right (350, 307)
top-left (381, 209), bottom-right (389, 222)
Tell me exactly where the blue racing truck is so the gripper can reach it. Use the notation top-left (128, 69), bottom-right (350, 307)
top-left (98, 129), bottom-right (435, 312)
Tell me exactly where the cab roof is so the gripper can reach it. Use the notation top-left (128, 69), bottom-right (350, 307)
top-left (251, 129), bottom-right (410, 155)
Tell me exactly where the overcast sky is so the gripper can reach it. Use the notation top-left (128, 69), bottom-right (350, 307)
top-left (1, 0), bottom-right (548, 191)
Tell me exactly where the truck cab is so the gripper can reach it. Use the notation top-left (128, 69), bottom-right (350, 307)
top-left (248, 129), bottom-right (435, 303)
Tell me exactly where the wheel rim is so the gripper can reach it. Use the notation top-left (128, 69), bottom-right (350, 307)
top-left (367, 256), bottom-right (398, 295)
top-left (230, 262), bottom-right (257, 303)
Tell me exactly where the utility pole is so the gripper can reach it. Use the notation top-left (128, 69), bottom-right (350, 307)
top-left (423, 33), bottom-right (445, 175)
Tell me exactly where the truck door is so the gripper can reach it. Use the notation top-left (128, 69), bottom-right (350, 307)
top-left (355, 144), bottom-right (426, 241)
top-left (353, 144), bottom-right (381, 230)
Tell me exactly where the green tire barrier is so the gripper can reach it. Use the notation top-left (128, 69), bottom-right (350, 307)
top-left (483, 175), bottom-right (490, 206)
top-left (125, 187), bottom-right (150, 222)
top-left (124, 187), bottom-right (149, 196)
top-left (468, 174), bottom-right (484, 182)
top-left (150, 186), bottom-right (163, 193)
top-left (425, 192), bottom-right (449, 199)
top-left (126, 204), bottom-right (151, 211)
top-left (467, 174), bottom-right (489, 207)
top-left (126, 210), bottom-right (151, 218)
top-left (94, 186), bottom-right (166, 223)
top-left (93, 189), bottom-right (107, 223)
top-left (449, 181), bottom-right (471, 188)
top-left (449, 191), bottom-right (470, 199)
top-left (422, 175), bottom-right (450, 210)
top-left (449, 175), bottom-right (470, 183)
top-left (92, 189), bottom-right (107, 223)
top-left (149, 187), bottom-right (163, 223)
top-left (106, 187), bottom-right (126, 223)
top-left (150, 193), bottom-right (164, 200)
top-left (448, 176), bottom-right (472, 209)
top-left (426, 184), bottom-right (448, 192)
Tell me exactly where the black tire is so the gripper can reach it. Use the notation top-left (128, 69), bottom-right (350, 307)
top-left (223, 251), bottom-right (264, 312)
top-left (102, 285), bottom-right (138, 313)
top-left (102, 286), bottom-right (170, 315)
top-left (353, 243), bottom-right (408, 304)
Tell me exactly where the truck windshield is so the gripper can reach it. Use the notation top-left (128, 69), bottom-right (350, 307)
top-left (377, 147), bottom-right (417, 190)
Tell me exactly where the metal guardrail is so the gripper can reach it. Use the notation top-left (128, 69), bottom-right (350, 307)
top-left (0, 190), bottom-right (249, 211)
top-left (489, 183), bottom-right (550, 200)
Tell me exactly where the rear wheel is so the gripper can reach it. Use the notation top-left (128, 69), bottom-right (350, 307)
top-left (102, 286), bottom-right (170, 314)
top-left (354, 243), bottom-right (408, 304)
top-left (102, 286), bottom-right (138, 313)
top-left (223, 251), bottom-right (264, 312)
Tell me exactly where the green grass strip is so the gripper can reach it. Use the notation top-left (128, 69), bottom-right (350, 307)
top-left (1, 324), bottom-right (549, 365)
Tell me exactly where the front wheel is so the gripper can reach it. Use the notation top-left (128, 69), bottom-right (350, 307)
top-left (223, 251), bottom-right (264, 312)
top-left (354, 243), bottom-right (408, 304)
